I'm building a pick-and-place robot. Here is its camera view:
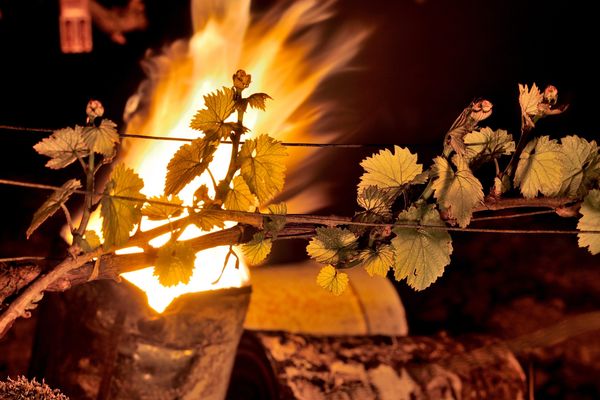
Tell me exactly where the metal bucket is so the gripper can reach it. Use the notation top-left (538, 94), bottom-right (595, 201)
top-left (30, 280), bottom-right (251, 400)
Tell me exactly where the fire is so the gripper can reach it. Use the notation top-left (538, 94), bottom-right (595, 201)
top-left (113, 0), bottom-right (367, 312)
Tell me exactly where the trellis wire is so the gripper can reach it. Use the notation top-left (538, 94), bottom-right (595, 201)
top-left (0, 124), bottom-right (433, 149)
top-left (1, 178), bottom-right (597, 235)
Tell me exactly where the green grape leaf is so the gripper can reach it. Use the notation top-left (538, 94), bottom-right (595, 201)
top-left (577, 190), bottom-right (600, 255)
top-left (33, 126), bottom-right (89, 169)
top-left (100, 164), bottom-right (145, 248)
top-left (357, 186), bottom-right (395, 220)
top-left (432, 155), bottom-right (483, 227)
top-left (514, 136), bottom-right (565, 198)
top-left (264, 202), bottom-right (287, 237)
top-left (266, 202), bottom-right (287, 214)
top-left (463, 127), bottom-right (515, 163)
top-left (358, 146), bottom-right (422, 192)
top-left (353, 186), bottom-right (395, 235)
top-left (519, 83), bottom-right (543, 117)
top-left (190, 87), bottom-right (237, 139)
top-left (142, 195), bottom-right (183, 220)
top-left (224, 175), bottom-right (258, 212)
top-left (247, 93), bottom-right (272, 111)
top-left (306, 227), bottom-right (358, 265)
top-left (154, 241), bottom-right (196, 287)
top-left (80, 230), bottom-right (101, 252)
top-left (26, 179), bottom-right (81, 239)
top-left (493, 175), bottom-right (511, 196)
top-left (316, 265), bottom-right (349, 296)
top-left (241, 232), bottom-right (272, 265)
top-left (193, 184), bottom-right (212, 206)
top-left (411, 171), bottom-right (430, 185)
top-left (165, 138), bottom-right (217, 195)
top-left (359, 245), bottom-right (394, 277)
top-left (582, 157), bottom-right (600, 192)
top-left (81, 119), bottom-right (119, 156)
top-left (560, 136), bottom-right (600, 197)
top-left (238, 134), bottom-right (288, 204)
top-left (391, 204), bottom-right (453, 290)
top-left (191, 209), bottom-right (226, 231)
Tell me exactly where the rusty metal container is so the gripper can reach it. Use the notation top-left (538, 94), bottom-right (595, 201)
top-left (30, 280), bottom-right (251, 400)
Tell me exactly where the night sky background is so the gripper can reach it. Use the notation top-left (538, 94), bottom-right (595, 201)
top-left (1, 1), bottom-right (599, 398)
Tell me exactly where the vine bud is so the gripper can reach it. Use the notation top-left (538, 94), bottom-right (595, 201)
top-left (470, 99), bottom-right (493, 122)
top-left (233, 69), bottom-right (252, 90)
top-left (538, 85), bottom-right (566, 117)
top-left (86, 99), bottom-right (105, 123)
top-left (543, 85), bottom-right (558, 105)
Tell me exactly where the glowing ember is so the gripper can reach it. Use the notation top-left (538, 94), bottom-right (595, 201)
top-left (109, 0), bottom-right (367, 312)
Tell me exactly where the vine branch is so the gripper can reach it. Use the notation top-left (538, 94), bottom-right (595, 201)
top-left (0, 80), bottom-right (596, 341)
top-left (0, 247), bottom-right (103, 337)
top-left (0, 193), bottom-right (594, 339)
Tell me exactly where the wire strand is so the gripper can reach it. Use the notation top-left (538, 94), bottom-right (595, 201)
top-left (1, 178), bottom-right (598, 235)
top-left (0, 123), bottom-right (426, 149)
top-left (0, 125), bottom-right (53, 133)
top-left (0, 256), bottom-right (47, 262)
top-left (470, 210), bottom-right (556, 222)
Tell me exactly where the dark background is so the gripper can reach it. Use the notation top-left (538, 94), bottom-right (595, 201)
top-left (1, 0), bottom-right (599, 398)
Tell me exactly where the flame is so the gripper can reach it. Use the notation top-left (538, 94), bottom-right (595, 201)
top-left (110, 0), bottom-right (367, 312)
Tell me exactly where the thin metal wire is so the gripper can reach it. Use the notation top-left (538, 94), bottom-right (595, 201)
top-left (470, 210), bottom-right (556, 221)
top-left (0, 125), bottom-right (53, 133)
top-left (1, 178), bottom-right (598, 235)
top-left (0, 256), bottom-right (47, 262)
top-left (0, 123), bottom-right (425, 149)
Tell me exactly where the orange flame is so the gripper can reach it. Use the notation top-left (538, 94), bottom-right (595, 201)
top-left (114, 0), bottom-right (367, 312)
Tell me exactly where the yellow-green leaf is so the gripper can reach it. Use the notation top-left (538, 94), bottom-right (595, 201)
top-left (224, 175), bottom-right (257, 212)
top-left (193, 184), bottom-right (212, 206)
top-left (316, 265), bottom-right (349, 296)
top-left (306, 227), bottom-right (357, 265)
top-left (560, 136), bottom-right (600, 198)
top-left (514, 136), bottom-right (565, 198)
top-left (432, 155), bottom-right (483, 227)
top-left (493, 175), bottom-right (511, 196)
top-left (411, 171), bottom-right (430, 185)
top-left (154, 241), bottom-right (196, 287)
top-left (165, 138), bottom-right (217, 195)
top-left (264, 202), bottom-right (287, 236)
top-left (142, 195), bottom-right (184, 220)
top-left (238, 134), bottom-right (288, 204)
top-left (81, 119), bottom-right (119, 156)
top-left (391, 204), bottom-right (453, 290)
top-left (359, 245), bottom-right (394, 277)
top-left (33, 126), bottom-right (89, 169)
top-left (266, 202), bottom-right (287, 215)
top-left (353, 186), bottom-right (396, 236)
top-left (519, 83), bottom-right (543, 117)
top-left (80, 230), bottom-right (101, 252)
top-left (357, 186), bottom-right (395, 220)
top-left (190, 87), bottom-right (237, 139)
top-left (577, 190), bottom-right (600, 255)
top-left (358, 146), bottom-right (422, 192)
top-left (241, 232), bottom-right (272, 265)
top-left (191, 209), bottom-right (226, 231)
top-left (463, 127), bottom-right (515, 163)
top-left (100, 164), bottom-right (145, 248)
top-left (247, 93), bottom-right (272, 111)
top-left (27, 179), bottom-right (81, 239)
